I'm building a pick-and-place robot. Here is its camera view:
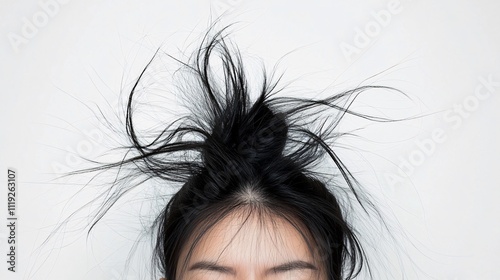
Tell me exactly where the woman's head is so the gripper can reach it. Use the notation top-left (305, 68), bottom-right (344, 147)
top-left (147, 26), bottom-right (376, 279)
top-left (158, 155), bottom-right (357, 279)
top-left (82, 24), bottom-right (396, 279)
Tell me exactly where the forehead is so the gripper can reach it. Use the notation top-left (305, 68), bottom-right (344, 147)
top-left (179, 209), bottom-right (319, 273)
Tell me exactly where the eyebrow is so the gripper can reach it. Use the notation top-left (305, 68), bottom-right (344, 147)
top-left (188, 260), bottom-right (318, 276)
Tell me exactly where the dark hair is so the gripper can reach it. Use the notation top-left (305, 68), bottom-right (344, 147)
top-left (71, 24), bottom-right (404, 280)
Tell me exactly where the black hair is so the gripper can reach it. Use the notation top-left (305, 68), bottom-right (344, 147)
top-left (68, 24), bottom-right (406, 280)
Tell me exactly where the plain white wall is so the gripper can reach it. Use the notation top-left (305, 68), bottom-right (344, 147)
top-left (1, 0), bottom-right (500, 279)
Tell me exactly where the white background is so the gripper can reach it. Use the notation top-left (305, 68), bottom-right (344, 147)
top-left (1, 0), bottom-right (500, 279)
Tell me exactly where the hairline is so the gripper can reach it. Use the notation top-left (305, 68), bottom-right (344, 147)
top-left (174, 201), bottom-right (326, 279)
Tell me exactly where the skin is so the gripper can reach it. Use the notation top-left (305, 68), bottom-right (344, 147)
top-left (162, 209), bottom-right (327, 280)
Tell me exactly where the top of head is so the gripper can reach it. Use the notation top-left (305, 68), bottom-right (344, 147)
top-left (99, 23), bottom-right (391, 280)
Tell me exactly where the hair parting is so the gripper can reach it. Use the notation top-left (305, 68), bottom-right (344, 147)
top-left (61, 23), bottom-right (410, 280)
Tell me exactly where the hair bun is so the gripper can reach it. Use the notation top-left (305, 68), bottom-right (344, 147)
top-left (66, 26), bottom-right (403, 280)
top-left (240, 106), bottom-right (288, 162)
top-left (203, 100), bottom-right (288, 177)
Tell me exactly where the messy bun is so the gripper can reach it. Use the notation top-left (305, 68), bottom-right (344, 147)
top-left (75, 24), bottom-right (401, 279)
